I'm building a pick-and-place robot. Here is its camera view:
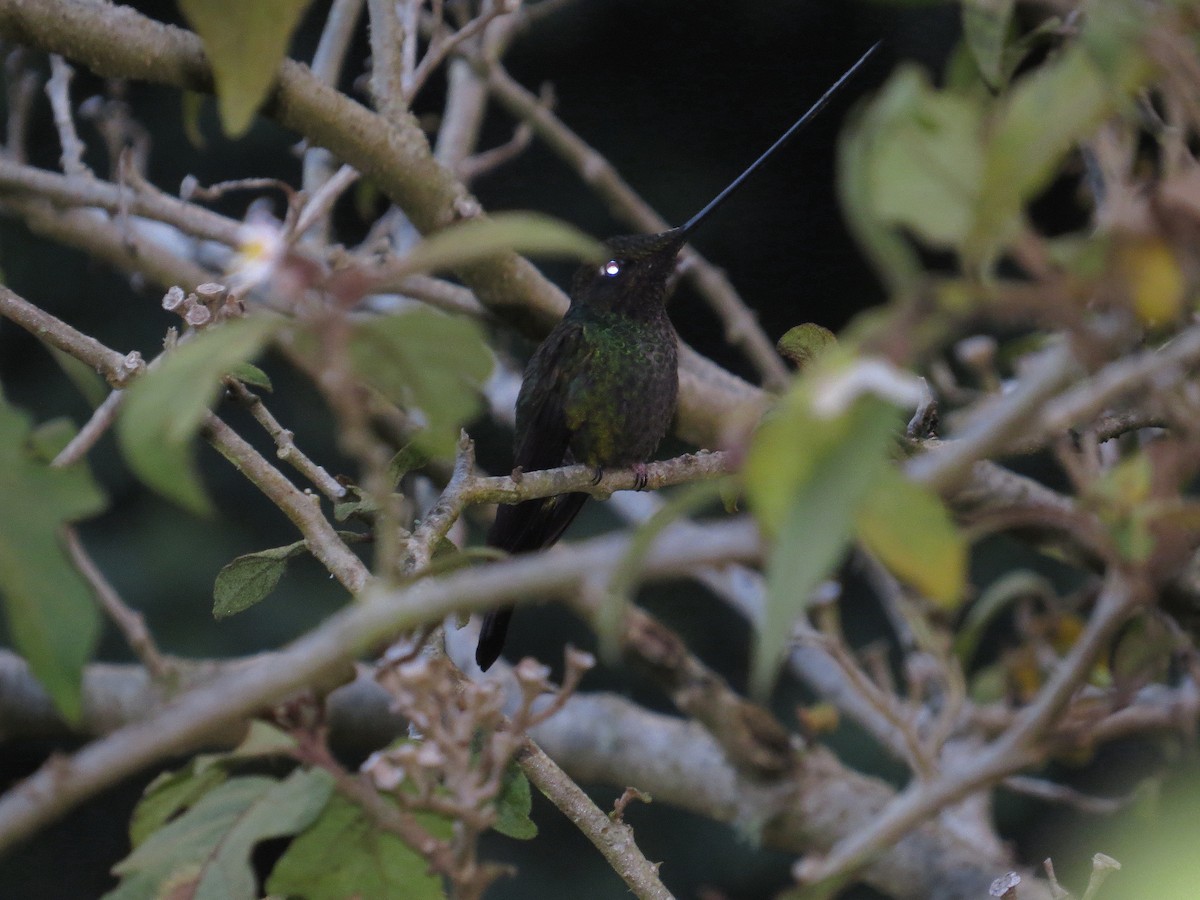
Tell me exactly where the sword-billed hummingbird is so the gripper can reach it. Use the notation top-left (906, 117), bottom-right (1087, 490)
top-left (476, 43), bottom-right (880, 671)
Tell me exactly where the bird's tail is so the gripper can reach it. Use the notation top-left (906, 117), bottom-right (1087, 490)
top-left (476, 607), bottom-right (512, 671)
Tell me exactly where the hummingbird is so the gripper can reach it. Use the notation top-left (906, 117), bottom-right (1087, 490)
top-left (476, 43), bottom-right (881, 671)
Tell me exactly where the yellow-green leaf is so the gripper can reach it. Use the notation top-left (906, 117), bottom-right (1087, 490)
top-left (776, 323), bottom-right (837, 370)
top-left (178, 0), bottom-right (314, 137)
top-left (746, 392), bottom-right (899, 697)
top-left (855, 466), bottom-right (968, 609)
top-left (962, 0), bottom-right (1015, 89)
top-left (391, 212), bottom-right (604, 278)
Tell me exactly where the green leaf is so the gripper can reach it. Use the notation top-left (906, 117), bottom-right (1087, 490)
top-left (493, 763), bottom-right (538, 840)
top-left (855, 466), bottom-right (968, 610)
top-left (837, 72), bottom-right (932, 292)
top-left (347, 310), bottom-right (492, 458)
top-left (129, 722), bottom-right (298, 848)
top-left (0, 396), bottom-right (106, 723)
top-left (212, 540), bottom-right (305, 619)
top-left (962, 0), bottom-right (1015, 89)
top-left (181, 90), bottom-right (207, 149)
top-left (864, 67), bottom-right (984, 251)
top-left (776, 323), bottom-right (837, 371)
top-left (227, 361), bottom-right (272, 392)
top-left (746, 392), bottom-right (898, 697)
top-left (129, 760), bottom-right (230, 848)
top-left (109, 769), bottom-right (333, 900)
top-left (177, 0), bottom-right (315, 137)
top-left (391, 212), bottom-right (604, 278)
top-left (267, 792), bottom-right (449, 900)
top-left (117, 317), bottom-right (277, 515)
top-left (388, 442), bottom-right (431, 485)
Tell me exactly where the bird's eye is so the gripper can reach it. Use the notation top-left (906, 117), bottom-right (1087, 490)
top-left (601, 259), bottom-right (622, 277)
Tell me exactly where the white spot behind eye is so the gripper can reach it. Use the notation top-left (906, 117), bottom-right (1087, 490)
top-left (602, 260), bottom-right (621, 277)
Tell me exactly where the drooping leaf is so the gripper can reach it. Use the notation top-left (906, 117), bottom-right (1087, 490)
top-left (347, 310), bottom-right (493, 458)
top-left (855, 466), bottom-right (968, 610)
top-left (267, 792), bottom-right (449, 900)
top-left (0, 396), bottom-right (105, 723)
top-left (117, 317), bottom-right (277, 515)
top-left (177, 0), bottom-right (315, 137)
top-left (493, 763), bottom-right (538, 840)
top-left (390, 212), bottom-right (604, 278)
top-left (108, 769), bottom-right (333, 900)
top-left (212, 540), bottom-right (306, 619)
top-left (962, 0), bottom-right (1015, 89)
top-left (746, 392), bottom-right (898, 697)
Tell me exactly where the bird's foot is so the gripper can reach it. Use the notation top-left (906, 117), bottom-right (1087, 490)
top-left (632, 462), bottom-right (649, 491)
top-left (590, 466), bottom-right (604, 486)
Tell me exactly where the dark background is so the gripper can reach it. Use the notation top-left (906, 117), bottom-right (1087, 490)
top-left (0, 2), bottom-right (1100, 898)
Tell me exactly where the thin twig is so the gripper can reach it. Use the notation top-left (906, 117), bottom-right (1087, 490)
top-left (202, 413), bottom-right (369, 593)
top-left (224, 379), bottom-right (347, 503)
top-left (519, 739), bottom-right (675, 900)
top-left (45, 55), bottom-right (89, 177)
top-left (61, 528), bottom-right (171, 679)
top-left (3, 51), bottom-right (39, 164)
top-left (51, 389), bottom-right (124, 467)
top-left (0, 157), bottom-right (243, 245)
top-left (293, 163), bottom-right (360, 239)
top-left (0, 286), bottom-right (142, 387)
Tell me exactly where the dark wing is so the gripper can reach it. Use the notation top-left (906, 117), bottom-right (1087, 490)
top-left (486, 321), bottom-right (591, 554)
top-left (478, 323), bottom-right (591, 670)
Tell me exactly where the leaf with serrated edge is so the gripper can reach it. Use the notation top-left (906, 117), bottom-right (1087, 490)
top-left (178, 0), bottom-right (315, 137)
top-left (212, 540), bottom-right (306, 619)
top-left (0, 396), bottom-right (105, 723)
top-left (856, 467), bottom-right (967, 609)
top-left (108, 769), bottom-right (333, 900)
top-left (267, 792), bottom-right (449, 900)
top-left (117, 317), bottom-right (276, 515)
